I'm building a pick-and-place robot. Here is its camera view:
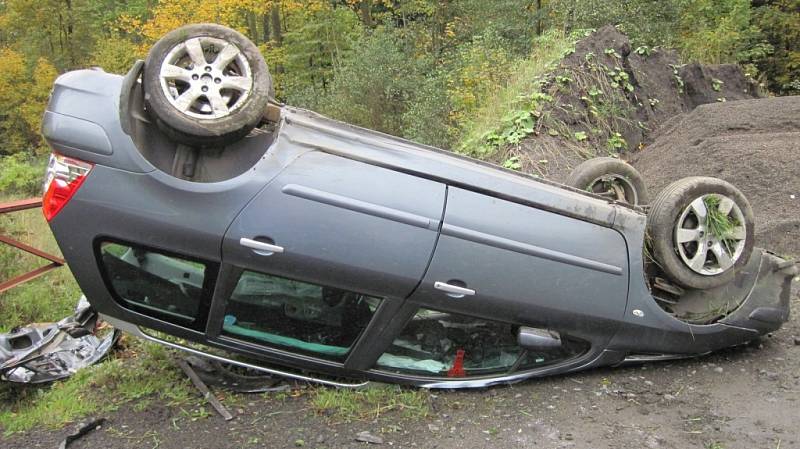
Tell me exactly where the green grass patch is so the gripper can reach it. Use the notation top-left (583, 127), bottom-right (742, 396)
top-left (0, 194), bottom-right (81, 332)
top-left (310, 384), bottom-right (430, 422)
top-left (0, 339), bottom-right (194, 434)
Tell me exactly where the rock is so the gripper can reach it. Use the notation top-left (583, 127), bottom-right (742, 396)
top-left (356, 431), bottom-right (384, 445)
top-left (713, 367), bottom-right (724, 373)
top-left (663, 394), bottom-right (676, 401)
top-left (793, 336), bottom-right (800, 345)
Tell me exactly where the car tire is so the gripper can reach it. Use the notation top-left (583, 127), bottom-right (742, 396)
top-left (647, 176), bottom-right (754, 290)
top-left (142, 23), bottom-right (272, 148)
top-left (565, 157), bottom-right (649, 205)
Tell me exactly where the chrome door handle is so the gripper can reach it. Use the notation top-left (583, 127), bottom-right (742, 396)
top-left (434, 281), bottom-right (475, 298)
top-left (240, 237), bottom-right (284, 256)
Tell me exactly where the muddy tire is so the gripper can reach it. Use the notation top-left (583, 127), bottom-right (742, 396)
top-left (143, 23), bottom-right (272, 147)
top-left (647, 177), bottom-right (754, 290)
top-left (566, 157), bottom-right (649, 205)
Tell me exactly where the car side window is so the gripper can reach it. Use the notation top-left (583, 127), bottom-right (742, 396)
top-left (98, 241), bottom-right (214, 330)
top-left (221, 270), bottom-right (382, 361)
top-left (376, 308), bottom-right (586, 378)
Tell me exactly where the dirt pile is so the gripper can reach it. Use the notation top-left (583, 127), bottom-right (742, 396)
top-left (631, 96), bottom-right (800, 257)
top-left (506, 25), bottom-right (761, 181)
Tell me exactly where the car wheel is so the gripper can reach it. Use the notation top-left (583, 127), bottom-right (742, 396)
top-left (142, 23), bottom-right (272, 147)
top-left (647, 176), bottom-right (754, 290)
top-left (565, 157), bottom-right (649, 205)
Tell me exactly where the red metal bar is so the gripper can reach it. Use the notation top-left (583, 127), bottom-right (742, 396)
top-left (0, 197), bottom-right (65, 294)
top-left (0, 235), bottom-right (64, 264)
top-left (0, 197), bottom-right (42, 214)
top-left (0, 263), bottom-right (62, 294)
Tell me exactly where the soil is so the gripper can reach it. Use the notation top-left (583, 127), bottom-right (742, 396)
top-left (630, 96), bottom-right (800, 259)
top-left (507, 25), bottom-right (761, 182)
top-left (4, 26), bottom-right (800, 449)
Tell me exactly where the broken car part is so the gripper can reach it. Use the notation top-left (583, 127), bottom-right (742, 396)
top-left (0, 297), bottom-right (119, 383)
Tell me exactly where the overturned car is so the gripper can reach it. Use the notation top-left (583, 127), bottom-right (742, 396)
top-left (40, 24), bottom-right (796, 388)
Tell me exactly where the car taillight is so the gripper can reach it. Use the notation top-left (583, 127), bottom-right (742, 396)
top-left (42, 153), bottom-right (93, 222)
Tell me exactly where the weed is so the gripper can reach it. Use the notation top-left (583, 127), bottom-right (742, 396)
top-left (574, 131), bottom-right (588, 141)
top-left (555, 74), bottom-right (573, 85)
top-left (607, 132), bottom-right (627, 151)
top-left (703, 195), bottom-right (741, 254)
top-left (606, 67), bottom-right (634, 92)
top-left (669, 64), bottom-right (685, 93)
top-left (634, 46), bottom-right (653, 57)
top-left (604, 48), bottom-right (621, 59)
top-left (711, 78), bottom-right (724, 92)
top-left (502, 156), bottom-right (522, 170)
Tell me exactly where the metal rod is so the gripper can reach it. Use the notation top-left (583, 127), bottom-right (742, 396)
top-left (177, 359), bottom-right (234, 421)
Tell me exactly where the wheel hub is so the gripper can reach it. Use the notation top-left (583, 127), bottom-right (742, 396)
top-left (674, 194), bottom-right (747, 276)
top-left (158, 36), bottom-right (253, 120)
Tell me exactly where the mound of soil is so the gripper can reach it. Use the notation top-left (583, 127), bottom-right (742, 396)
top-left (508, 25), bottom-right (761, 182)
top-left (631, 96), bottom-right (800, 257)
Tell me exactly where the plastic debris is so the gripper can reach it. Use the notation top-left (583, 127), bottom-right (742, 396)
top-left (58, 418), bottom-right (107, 449)
top-left (0, 296), bottom-right (119, 383)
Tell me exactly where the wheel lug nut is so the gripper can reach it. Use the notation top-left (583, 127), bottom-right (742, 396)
top-left (192, 74), bottom-right (199, 80)
top-left (201, 86), bottom-right (208, 92)
top-left (214, 78), bottom-right (221, 84)
top-left (205, 66), bottom-right (212, 72)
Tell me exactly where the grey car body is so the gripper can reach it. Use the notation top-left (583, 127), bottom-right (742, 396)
top-left (40, 65), bottom-right (795, 388)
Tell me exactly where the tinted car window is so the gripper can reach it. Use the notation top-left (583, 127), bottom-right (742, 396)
top-left (376, 308), bottom-right (587, 378)
top-left (99, 241), bottom-right (213, 329)
top-left (221, 270), bottom-right (381, 361)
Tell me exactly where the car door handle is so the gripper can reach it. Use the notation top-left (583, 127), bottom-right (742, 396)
top-left (434, 281), bottom-right (475, 298)
top-left (240, 237), bottom-right (284, 256)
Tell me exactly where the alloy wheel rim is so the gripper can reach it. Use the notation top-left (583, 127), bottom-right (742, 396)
top-left (674, 193), bottom-right (747, 276)
top-left (159, 36), bottom-right (253, 120)
top-left (587, 174), bottom-right (638, 204)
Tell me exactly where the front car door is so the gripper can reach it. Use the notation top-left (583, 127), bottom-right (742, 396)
top-left (215, 151), bottom-right (446, 364)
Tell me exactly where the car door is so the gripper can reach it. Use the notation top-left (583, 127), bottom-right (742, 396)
top-left (222, 150), bottom-right (446, 299)
top-left (360, 187), bottom-right (629, 380)
top-left (213, 151), bottom-right (445, 363)
top-left (406, 186), bottom-right (629, 341)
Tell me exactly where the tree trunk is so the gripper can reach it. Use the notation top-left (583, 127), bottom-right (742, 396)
top-left (246, 11), bottom-right (259, 44)
top-left (359, 1), bottom-right (373, 27)
top-left (270, 4), bottom-right (282, 46)
top-left (261, 13), bottom-right (271, 43)
top-left (535, 0), bottom-right (543, 36)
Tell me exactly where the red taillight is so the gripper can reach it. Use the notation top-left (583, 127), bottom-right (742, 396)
top-left (42, 154), bottom-right (93, 222)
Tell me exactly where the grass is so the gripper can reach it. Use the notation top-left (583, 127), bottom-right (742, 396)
top-left (0, 338), bottom-right (194, 434)
top-left (703, 194), bottom-right (741, 255)
top-left (456, 30), bottom-right (578, 158)
top-left (310, 384), bottom-right (431, 422)
top-left (703, 195), bottom-right (739, 240)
